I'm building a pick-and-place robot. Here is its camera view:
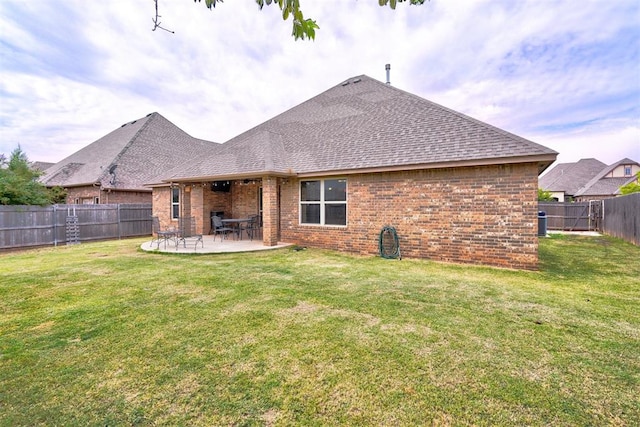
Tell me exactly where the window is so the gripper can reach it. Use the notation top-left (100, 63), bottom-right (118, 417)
top-left (300, 178), bottom-right (347, 226)
top-left (171, 187), bottom-right (180, 220)
top-left (94, 196), bottom-right (100, 204)
top-left (624, 166), bottom-right (632, 177)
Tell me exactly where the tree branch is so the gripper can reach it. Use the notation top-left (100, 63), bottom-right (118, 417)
top-left (152, 0), bottom-right (175, 33)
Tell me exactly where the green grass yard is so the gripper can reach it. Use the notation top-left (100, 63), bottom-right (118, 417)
top-left (1, 234), bottom-right (638, 426)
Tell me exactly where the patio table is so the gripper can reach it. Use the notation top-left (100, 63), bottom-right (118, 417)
top-left (221, 218), bottom-right (251, 240)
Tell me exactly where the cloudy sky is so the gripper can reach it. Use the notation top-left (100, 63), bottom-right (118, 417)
top-left (1, 0), bottom-right (638, 170)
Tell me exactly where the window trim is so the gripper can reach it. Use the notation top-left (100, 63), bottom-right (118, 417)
top-left (299, 178), bottom-right (347, 227)
top-left (171, 187), bottom-right (180, 220)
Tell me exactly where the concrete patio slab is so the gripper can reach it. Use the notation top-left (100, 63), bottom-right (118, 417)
top-left (141, 235), bottom-right (293, 254)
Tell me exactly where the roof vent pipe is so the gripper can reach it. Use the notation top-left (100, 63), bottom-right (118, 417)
top-left (385, 64), bottom-right (391, 85)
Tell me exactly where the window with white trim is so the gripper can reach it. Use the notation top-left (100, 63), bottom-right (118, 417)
top-left (171, 187), bottom-right (180, 220)
top-left (300, 178), bottom-right (347, 226)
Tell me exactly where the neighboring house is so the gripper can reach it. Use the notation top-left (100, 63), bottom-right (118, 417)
top-left (150, 75), bottom-right (557, 270)
top-left (41, 113), bottom-right (218, 204)
top-left (540, 157), bottom-right (640, 202)
top-left (574, 158), bottom-right (640, 201)
top-left (538, 158), bottom-right (606, 202)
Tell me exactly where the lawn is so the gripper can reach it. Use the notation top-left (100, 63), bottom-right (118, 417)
top-left (0, 234), bottom-right (638, 426)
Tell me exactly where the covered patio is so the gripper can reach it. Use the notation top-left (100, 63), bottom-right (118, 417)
top-left (151, 174), bottom-right (284, 250)
top-left (141, 235), bottom-right (292, 254)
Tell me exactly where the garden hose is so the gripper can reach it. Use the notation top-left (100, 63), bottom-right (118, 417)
top-left (379, 225), bottom-right (401, 260)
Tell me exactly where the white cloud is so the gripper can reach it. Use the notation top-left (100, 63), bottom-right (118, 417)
top-left (0, 0), bottom-right (638, 166)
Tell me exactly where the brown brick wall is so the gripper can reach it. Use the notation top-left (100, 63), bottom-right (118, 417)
top-left (280, 163), bottom-right (540, 270)
top-left (65, 186), bottom-right (151, 204)
top-left (100, 190), bottom-right (151, 204)
top-left (231, 180), bottom-right (261, 218)
top-left (263, 176), bottom-right (279, 246)
top-left (152, 187), bottom-right (174, 229)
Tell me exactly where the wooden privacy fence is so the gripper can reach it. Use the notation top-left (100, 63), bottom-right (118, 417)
top-left (0, 204), bottom-right (152, 250)
top-left (602, 193), bottom-right (639, 246)
top-left (538, 202), bottom-right (602, 231)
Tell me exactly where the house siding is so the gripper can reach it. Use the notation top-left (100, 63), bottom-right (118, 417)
top-left (280, 163), bottom-right (540, 270)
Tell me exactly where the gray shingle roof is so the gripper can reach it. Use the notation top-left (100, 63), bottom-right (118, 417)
top-left (164, 75), bottom-right (557, 181)
top-left (575, 158), bottom-right (640, 197)
top-left (41, 113), bottom-right (219, 191)
top-left (576, 177), bottom-right (635, 197)
top-left (539, 158), bottom-right (606, 196)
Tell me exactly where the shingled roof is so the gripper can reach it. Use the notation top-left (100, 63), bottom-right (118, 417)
top-left (162, 75), bottom-right (557, 182)
top-left (539, 158), bottom-right (607, 196)
top-left (575, 158), bottom-right (640, 197)
top-left (42, 113), bottom-right (219, 191)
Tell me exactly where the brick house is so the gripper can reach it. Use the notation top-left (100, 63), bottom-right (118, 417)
top-left (41, 113), bottom-right (217, 204)
top-left (150, 75), bottom-right (557, 269)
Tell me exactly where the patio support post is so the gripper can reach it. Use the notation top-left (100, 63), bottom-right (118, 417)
top-left (262, 175), bottom-right (278, 246)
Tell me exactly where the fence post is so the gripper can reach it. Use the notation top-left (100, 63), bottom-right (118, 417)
top-left (53, 204), bottom-right (57, 247)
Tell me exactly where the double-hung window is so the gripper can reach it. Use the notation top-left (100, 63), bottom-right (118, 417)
top-left (171, 187), bottom-right (180, 220)
top-left (300, 178), bottom-right (347, 226)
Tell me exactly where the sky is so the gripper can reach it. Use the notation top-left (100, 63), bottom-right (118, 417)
top-left (1, 0), bottom-right (639, 171)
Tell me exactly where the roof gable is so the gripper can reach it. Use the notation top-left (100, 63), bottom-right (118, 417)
top-left (42, 113), bottom-right (219, 190)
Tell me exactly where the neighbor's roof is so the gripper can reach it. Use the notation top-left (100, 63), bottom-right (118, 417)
top-left (575, 157), bottom-right (640, 197)
top-left (41, 113), bottom-right (219, 191)
top-left (31, 161), bottom-right (55, 172)
top-left (162, 75), bottom-right (557, 182)
top-left (539, 158), bottom-right (607, 196)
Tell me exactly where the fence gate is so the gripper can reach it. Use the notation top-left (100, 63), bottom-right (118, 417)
top-left (539, 201), bottom-right (603, 231)
top-left (588, 200), bottom-right (603, 232)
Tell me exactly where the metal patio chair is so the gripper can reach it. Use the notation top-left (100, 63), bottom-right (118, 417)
top-left (151, 216), bottom-right (176, 249)
top-left (175, 216), bottom-right (203, 251)
top-left (243, 214), bottom-right (261, 241)
top-left (211, 215), bottom-right (234, 241)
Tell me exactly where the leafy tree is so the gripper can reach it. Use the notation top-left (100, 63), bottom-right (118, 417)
top-left (49, 186), bottom-right (68, 204)
top-left (0, 146), bottom-right (52, 206)
top-left (538, 188), bottom-right (554, 201)
top-left (619, 172), bottom-right (640, 195)
top-left (195, 0), bottom-right (427, 40)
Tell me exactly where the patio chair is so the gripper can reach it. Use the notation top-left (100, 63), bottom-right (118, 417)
top-left (175, 216), bottom-right (203, 251)
top-left (151, 216), bottom-right (176, 249)
top-left (243, 214), bottom-right (261, 241)
top-left (211, 215), bottom-right (234, 241)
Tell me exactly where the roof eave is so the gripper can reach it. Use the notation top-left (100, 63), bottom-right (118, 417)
top-left (158, 170), bottom-right (296, 184)
top-left (297, 154), bottom-right (558, 178)
top-left (44, 181), bottom-right (101, 189)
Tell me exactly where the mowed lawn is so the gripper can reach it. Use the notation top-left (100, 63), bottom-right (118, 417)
top-left (1, 234), bottom-right (638, 426)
